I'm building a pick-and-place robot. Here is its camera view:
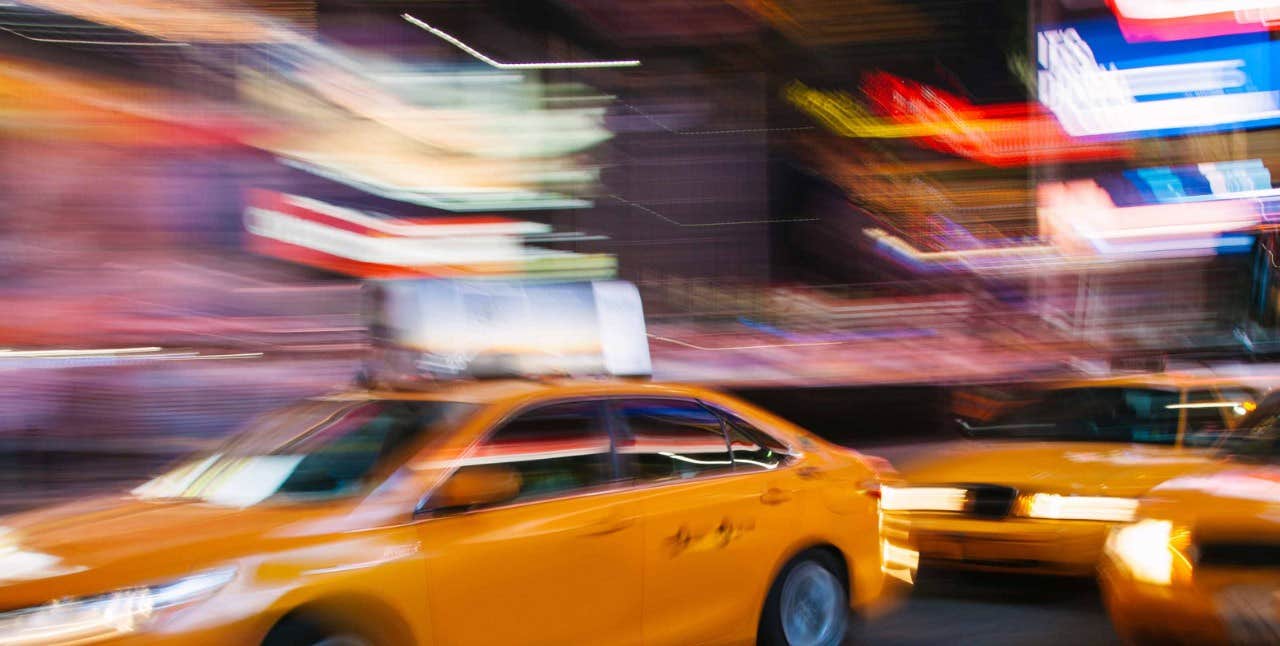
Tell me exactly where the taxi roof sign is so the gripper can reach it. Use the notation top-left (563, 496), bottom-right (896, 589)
top-left (365, 279), bottom-right (651, 383)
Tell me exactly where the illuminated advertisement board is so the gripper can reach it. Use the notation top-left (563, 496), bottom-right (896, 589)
top-left (1037, 16), bottom-right (1280, 138)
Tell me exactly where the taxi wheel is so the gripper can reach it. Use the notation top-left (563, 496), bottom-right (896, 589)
top-left (263, 615), bottom-right (372, 646)
top-left (758, 550), bottom-right (850, 646)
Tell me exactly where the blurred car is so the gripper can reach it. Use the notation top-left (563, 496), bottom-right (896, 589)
top-left (1101, 393), bottom-right (1280, 645)
top-left (0, 379), bottom-right (891, 646)
top-left (880, 374), bottom-right (1265, 576)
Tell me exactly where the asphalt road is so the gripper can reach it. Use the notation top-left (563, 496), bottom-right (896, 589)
top-left (855, 569), bottom-right (1121, 645)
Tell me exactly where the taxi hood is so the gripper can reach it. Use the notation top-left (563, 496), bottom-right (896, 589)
top-left (0, 495), bottom-right (329, 610)
top-left (1138, 465), bottom-right (1280, 538)
top-left (894, 441), bottom-right (1226, 498)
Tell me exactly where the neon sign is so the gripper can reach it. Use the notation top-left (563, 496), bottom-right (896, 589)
top-left (1119, 159), bottom-right (1271, 204)
top-left (1037, 18), bottom-right (1280, 138)
top-left (785, 75), bottom-right (1130, 166)
top-left (1109, 0), bottom-right (1280, 42)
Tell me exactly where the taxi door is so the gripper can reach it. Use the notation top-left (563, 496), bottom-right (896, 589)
top-left (609, 398), bottom-right (806, 645)
top-left (415, 400), bottom-right (643, 646)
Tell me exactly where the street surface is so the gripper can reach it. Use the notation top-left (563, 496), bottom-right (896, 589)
top-left (858, 571), bottom-right (1119, 645)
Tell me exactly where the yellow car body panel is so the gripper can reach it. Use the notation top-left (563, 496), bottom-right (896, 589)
top-left (0, 380), bottom-right (889, 645)
top-left (1102, 467), bottom-right (1280, 645)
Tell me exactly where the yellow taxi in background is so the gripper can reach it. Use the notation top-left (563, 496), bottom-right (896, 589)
top-left (1101, 393), bottom-right (1280, 645)
top-left (881, 374), bottom-right (1265, 577)
top-left (0, 379), bottom-right (892, 646)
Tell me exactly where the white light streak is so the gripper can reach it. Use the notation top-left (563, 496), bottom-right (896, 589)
top-left (403, 14), bottom-right (640, 70)
top-left (1166, 401), bottom-right (1244, 409)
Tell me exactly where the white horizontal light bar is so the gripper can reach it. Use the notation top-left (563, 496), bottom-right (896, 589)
top-left (1053, 89), bottom-right (1280, 137)
top-left (1112, 60), bottom-right (1248, 97)
top-left (1166, 401), bottom-right (1244, 409)
top-left (402, 14), bottom-right (640, 70)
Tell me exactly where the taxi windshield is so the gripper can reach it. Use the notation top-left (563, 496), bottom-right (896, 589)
top-left (134, 399), bottom-right (477, 506)
top-left (1215, 400), bottom-right (1280, 460)
top-left (959, 387), bottom-right (1185, 444)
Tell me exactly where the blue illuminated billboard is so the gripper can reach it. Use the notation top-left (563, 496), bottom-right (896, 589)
top-left (1037, 16), bottom-right (1280, 138)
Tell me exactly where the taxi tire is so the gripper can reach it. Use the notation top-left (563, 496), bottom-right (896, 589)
top-left (263, 615), bottom-right (372, 646)
top-left (758, 549), bottom-right (850, 646)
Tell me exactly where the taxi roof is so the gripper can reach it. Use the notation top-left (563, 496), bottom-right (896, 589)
top-left (1042, 369), bottom-right (1280, 393)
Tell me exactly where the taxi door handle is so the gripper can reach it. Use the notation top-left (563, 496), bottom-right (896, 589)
top-left (759, 488), bottom-right (792, 506)
top-left (579, 515), bottom-right (635, 537)
top-left (796, 465), bottom-right (821, 479)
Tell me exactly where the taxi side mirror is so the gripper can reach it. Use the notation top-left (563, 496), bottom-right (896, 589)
top-left (423, 465), bottom-right (522, 513)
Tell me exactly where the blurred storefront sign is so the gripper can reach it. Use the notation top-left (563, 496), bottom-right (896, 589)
top-left (1038, 17), bottom-right (1280, 138)
top-left (244, 189), bottom-right (615, 279)
top-left (1038, 180), bottom-right (1259, 258)
top-left (1112, 160), bottom-right (1272, 205)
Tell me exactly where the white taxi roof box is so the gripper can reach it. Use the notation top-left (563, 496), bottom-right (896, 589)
top-left (364, 279), bottom-right (651, 383)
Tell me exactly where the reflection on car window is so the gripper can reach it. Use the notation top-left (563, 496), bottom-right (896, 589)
top-left (460, 401), bottom-right (615, 504)
top-left (962, 387), bottom-right (1183, 444)
top-left (135, 399), bottom-right (476, 506)
top-left (718, 411), bottom-right (791, 472)
top-left (1218, 405), bottom-right (1280, 458)
top-left (1182, 388), bottom-right (1257, 448)
top-left (616, 399), bottom-right (732, 481)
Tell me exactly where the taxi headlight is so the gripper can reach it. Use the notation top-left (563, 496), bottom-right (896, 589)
top-left (1106, 519), bottom-right (1174, 586)
top-left (1019, 493), bottom-right (1139, 522)
top-left (0, 567), bottom-right (235, 646)
top-left (880, 485), bottom-right (967, 512)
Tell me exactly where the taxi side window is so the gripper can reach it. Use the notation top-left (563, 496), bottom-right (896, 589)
top-left (464, 401), bottom-right (615, 504)
top-left (615, 398), bottom-right (733, 481)
top-left (1115, 388), bottom-right (1180, 443)
top-left (718, 410), bottom-right (793, 472)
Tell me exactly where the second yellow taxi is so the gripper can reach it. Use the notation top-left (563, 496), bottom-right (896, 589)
top-left (1102, 390), bottom-right (1280, 645)
top-left (880, 373), bottom-right (1268, 576)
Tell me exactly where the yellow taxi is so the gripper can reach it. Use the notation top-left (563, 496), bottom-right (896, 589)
top-left (0, 378), bottom-right (893, 646)
top-left (1101, 393), bottom-right (1280, 645)
top-left (880, 374), bottom-right (1266, 576)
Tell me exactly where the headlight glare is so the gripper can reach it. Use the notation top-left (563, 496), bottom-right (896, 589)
top-left (0, 567), bottom-right (235, 646)
top-left (880, 485), bottom-right (967, 512)
top-left (1106, 519), bottom-right (1174, 586)
top-left (1019, 493), bottom-right (1138, 522)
